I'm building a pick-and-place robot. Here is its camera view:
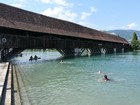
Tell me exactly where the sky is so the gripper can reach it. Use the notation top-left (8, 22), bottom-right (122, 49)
top-left (1, 0), bottom-right (140, 31)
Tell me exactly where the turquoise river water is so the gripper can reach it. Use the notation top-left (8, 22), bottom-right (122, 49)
top-left (13, 51), bottom-right (140, 105)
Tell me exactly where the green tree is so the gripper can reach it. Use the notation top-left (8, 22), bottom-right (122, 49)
top-left (131, 32), bottom-right (139, 50)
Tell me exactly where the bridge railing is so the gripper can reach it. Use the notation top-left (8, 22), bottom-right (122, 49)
top-left (0, 34), bottom-right (89, 48)
top-left (0, 34), bottom-right (130, 51)
top-left (0, 34), bottom-right (95, 49)
top-left (0, 34), bottom-right (52, 48)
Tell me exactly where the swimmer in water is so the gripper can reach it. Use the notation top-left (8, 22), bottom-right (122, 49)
top-left (103, 75), bottom-right (110, 81)
top-left (98, 70), bottom-right (102, 74)
top-left (98, 70), bottom-right (104, 75)
top-left (60, 60), bottom-right (64, 64)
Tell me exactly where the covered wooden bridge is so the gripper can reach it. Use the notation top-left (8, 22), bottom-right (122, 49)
top-left (0, 3), bottom-right (131, 61)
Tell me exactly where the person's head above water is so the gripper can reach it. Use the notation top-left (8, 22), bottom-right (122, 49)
top-left (104, 75), bottom-right (107, 78)
top-left (104, 75), bottom-right (109, 81)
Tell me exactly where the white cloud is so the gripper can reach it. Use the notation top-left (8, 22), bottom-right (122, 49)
top-left (40, 0), bottom-right (77, 22)
top-left (90, 7), bottom-right (97, 12)
top-left (12, 0), bottom-right (27, 3)
top-left (78, 3), bottom-right (82, 6)
top-left (42, 7), bottom-right (63, 16)
top-left (122, 22), bottom-right (138, 29)
top-left (80, 7), bottom-right (97, 20)
top-left (18, 0), bottom-right (26, 1)
top-left (80, 12), bottom-right (91, 20)
top-left (40, 0), bottom-right (73, 6)
top-left (11, 3), bottom-right (22, 8)
top-left (10, 0), bottom-right (27, 8)
top-left (127, 22), bottom-right (137, 29)
top-left (41, 6), bottom-right (77, 22)
top-left (40, 1), bottom-right (97, 27)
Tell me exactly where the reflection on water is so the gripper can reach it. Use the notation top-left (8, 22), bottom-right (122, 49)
top-left (13, 51), bottom-right (140, 105)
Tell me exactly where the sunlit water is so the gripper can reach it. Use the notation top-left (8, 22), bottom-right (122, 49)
top-left (12, 51), bottom-right (140, 105)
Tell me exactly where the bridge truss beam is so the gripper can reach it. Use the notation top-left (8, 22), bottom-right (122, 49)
top-left (0, 32), bottom-right (132, 61)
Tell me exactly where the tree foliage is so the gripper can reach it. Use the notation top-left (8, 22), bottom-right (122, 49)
top-left (131, 32), bottom-right (139, 50)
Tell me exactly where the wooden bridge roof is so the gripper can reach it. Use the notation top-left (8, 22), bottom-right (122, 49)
top-left (0, 3), bottom-right (128, 44)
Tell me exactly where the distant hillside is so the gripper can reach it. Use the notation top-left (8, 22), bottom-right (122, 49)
top-left (107, 30), bottom-right (140, 41)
